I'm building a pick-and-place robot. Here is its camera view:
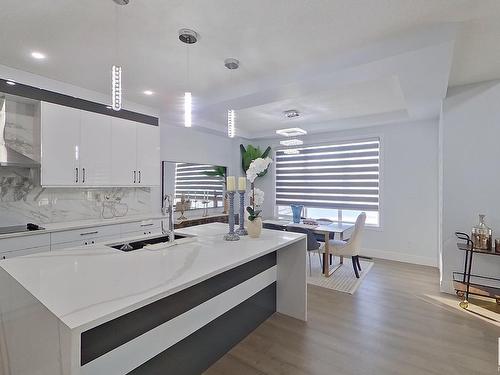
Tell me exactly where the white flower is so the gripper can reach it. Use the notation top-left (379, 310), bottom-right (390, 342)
top-left (246, 157), bottom-right (272, 183)
top-left (251, 188), bottom-right (265, 206)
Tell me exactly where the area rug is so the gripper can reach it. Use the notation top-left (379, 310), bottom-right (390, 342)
top-left (307, 255), bottom-right (373, 294)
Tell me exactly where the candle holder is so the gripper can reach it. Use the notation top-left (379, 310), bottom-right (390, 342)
top-left (235, 190), bottom-right (248, 236)
top-left (224, 191), bottom-right (240, 241)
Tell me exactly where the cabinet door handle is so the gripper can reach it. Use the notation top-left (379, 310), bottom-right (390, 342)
top-left (140, 223), bottom-right (154, 227)
top-left (80, 231), bottom-right (98, 236)
top-left (75, 168), bottom-right (79, 183)
top-left (82, 168), bottom-right (86, 183)
top-left (138, 171), bottom-right (141, 183)
top-left (133, 170), bottom-right (137, 183)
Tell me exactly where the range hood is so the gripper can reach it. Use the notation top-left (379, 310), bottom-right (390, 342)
top-left (0, 97), bottom-right (39, 168)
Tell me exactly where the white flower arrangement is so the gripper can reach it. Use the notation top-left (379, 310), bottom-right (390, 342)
top-left (246, 157), bottom-right (272, 184)
top-left (251, 188), bottom-right (265, 207)
top-left (246, 157), bottom-right (272, 221)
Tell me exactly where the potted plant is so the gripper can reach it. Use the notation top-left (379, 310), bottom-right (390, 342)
top-left (246, 157), bottom-right (272, 238)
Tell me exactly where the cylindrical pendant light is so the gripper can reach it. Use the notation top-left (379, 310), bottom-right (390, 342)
top-left (227, 110), bottom-right (235, 138)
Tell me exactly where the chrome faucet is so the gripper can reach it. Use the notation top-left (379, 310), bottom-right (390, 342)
top-left (162, 194), bottom-right (175, 242)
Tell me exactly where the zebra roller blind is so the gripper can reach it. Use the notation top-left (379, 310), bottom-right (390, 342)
top-left (175, 163), bottom-right (224, 204)
top-left (275, 138), bottom-right (380, 212)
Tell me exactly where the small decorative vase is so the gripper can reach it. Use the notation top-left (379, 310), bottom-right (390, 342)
top-left (291, 204), bottom-right (303, 224)
top-left (247, 217), bottom-right (262, 238)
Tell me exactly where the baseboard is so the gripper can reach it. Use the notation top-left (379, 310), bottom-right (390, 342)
top-left (440, 279), bottom-right (455, 295)
top-left (360, 247), bottom-right (438, 268)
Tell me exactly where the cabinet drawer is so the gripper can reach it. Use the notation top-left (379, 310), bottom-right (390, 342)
top-left (51, 225), bottom-right (121, 245)
top-left (0, 246), bottom-right (51, 260)
top-left (120, 220), bottom-right (161, 235)
top-left (51, 235), bottom-right (118, 251)
top-left (0, 234), bottom-right (51, 254)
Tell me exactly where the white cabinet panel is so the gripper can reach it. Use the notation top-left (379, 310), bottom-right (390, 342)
top-left (41, 102), bottom-right (81, 186)
top-left (0, 233), bottom-right (51, 254)
top-left (50, 225), bottom-right (121, 246)
top-left (0, 246), bottom-right (50, 260)
top-left (111, 118), bottom-right (137, 186)
top-left (137, 125), bottom-right (160, 186)
top-left (80, 111), bottom-right (112, 186)
top-left (121, 220), bottom-right (161, 236)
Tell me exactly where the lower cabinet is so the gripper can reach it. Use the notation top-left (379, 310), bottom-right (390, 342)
top-left (0, 233), bottom-right (51, 260)
top-left (1, 246), bottom-right (51, 260)
top-left (0, 219), bottom-right (164, 260)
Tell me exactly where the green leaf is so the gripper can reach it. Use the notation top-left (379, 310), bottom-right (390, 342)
top-left (202, 166), bottom-right (227, 178)
top-left (261, 146), bottom-right (272, 159)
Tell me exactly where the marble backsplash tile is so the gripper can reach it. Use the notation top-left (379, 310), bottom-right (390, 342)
top-left (0, 169), bottom-right (152, 226)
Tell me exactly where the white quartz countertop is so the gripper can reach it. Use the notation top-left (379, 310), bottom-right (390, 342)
top-left (0, 214), bottom-right (168, 240)
top-left (0, 223), bottom-right (305, 332)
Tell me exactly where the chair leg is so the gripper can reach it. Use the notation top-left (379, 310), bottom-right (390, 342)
top-left (355, 256), bottom-right (362, 271)
top-left (317, 250), bottom-right (323, 270)
top-left (308, 252), bottom-right (312, 276)
top-left (329, 254), bottom-right (333, 265)
top-left (352, 256), bottom-right (360, 278)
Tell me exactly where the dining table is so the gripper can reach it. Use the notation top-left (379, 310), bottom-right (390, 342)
top-left (262, 219), bottom-right (355, 277)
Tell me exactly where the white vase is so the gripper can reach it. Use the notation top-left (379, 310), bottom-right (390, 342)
top-left (247, 217), bottom-right (262, 238)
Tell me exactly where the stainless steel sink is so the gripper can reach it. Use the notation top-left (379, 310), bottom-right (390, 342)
top-left (109, 233), bottom-right (188, 252)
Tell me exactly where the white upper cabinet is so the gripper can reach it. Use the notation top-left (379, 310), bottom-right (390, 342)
top-left (111, 117), bottom-right (137, 186)
top-left (80, 111), bottom-right (112, 186)
top-left (41, 102), bottom-right (160, 187)
top-left (41, 102), bottom-right (81, 186)
top-left (137, 124), bottom-right (160, 186)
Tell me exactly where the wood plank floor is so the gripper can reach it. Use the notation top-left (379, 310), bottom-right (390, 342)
top-left (204, 259), bottom-right (500, 375)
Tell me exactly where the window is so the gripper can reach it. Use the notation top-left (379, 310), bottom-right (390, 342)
top-left (174, 163), bottom-right (225, 209)
top-left (275, 138), bottom-right (380, 226)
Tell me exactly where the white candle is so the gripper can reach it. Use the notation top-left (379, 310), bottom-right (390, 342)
top-left (238, 177), bottom-right (246, 191)
top-left (226, 176), bottom-right (236, 191)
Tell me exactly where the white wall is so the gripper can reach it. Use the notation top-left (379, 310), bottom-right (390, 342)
top-left (440, 80), bottom-right (500, 293)
top-left (250, 119), bottom-right (439, 267)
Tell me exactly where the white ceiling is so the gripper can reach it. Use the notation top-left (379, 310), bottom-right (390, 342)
top-left (0, 0), bottom-right (499, 137)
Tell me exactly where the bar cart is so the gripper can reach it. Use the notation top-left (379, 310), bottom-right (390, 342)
top-left (454, 232), bottom-right (500, 310)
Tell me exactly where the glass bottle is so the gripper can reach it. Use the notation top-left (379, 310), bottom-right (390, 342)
top-left (472, 214), bottom-right (492, 251)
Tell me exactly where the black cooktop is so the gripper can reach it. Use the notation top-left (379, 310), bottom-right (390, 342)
top-left (0, 223), bottom-right (45, 235)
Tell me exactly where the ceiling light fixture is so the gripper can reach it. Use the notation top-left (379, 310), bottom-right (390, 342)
top-left (179, 28), bottom-right (198, 127)
top-left (227, 110), bottom-right (235, 138)
top-left (143, 90), bottom-right (154, 96)
top-left (283, 109), bottom-right (300, 119)
top-left (111, 0), bottom-right (127, 111)
top-left (283, 149), bottom-right (300, 155)
top-left (184, 92), bottom-right (192, 128)
top-left (111, 65), bottom-right (122, 111)
top-left (31, 51), bottom-right (46, 60)
top-left (276, 127), bottom-right (307, 137)
top-left (279, 139), bottom-right (303, 147)
top-left (5, 81), bottom-right (16, 86)
top-left (224, 58), bottom-right (240, 138)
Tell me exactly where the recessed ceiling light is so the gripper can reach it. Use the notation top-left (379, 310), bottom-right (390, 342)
top-left (276, 128), bottom-right (307, 137)
top-left (31, 51), bottom-right (46, 60)
top-left (143, 90), bottom-right (154, 96)
top-left (283, 109), bottom-right (300, 119)
top-left (280, 139), bottom-right (303, 147)
top-left (6, 80), bottom-right (16, 86)
top-left (106, 105), bottom-right (112, 109)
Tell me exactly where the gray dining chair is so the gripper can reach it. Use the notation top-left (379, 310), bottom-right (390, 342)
top-left (287, 225), bottom-right (322, 276)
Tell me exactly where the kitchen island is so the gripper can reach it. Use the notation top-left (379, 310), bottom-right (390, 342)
top-left (0, 223), bottom-right (307, 375)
